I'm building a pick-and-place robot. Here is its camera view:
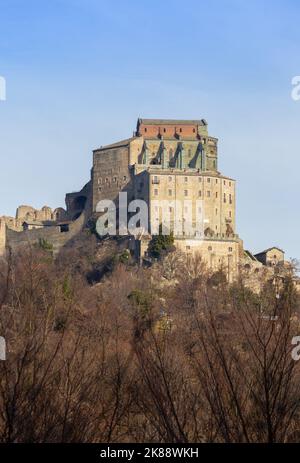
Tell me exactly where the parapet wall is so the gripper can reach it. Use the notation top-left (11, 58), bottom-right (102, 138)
top-left (3, 208), bottom-right (87, 257)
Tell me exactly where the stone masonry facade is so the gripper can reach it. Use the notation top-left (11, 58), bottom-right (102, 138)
top-left (0, 118), bottom-right (285, 283)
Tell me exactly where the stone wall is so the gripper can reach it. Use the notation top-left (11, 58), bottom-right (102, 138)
top-left (3, 207), bottom-right (87, 257)
top-left (92, 144), bottom-right (133, 212)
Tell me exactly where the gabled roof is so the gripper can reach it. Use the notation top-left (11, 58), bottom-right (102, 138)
top-left (244, 250), bottom-right (259, 261)
top-left (255, 247), bottom-right (285, 256)
top-left (93, 137), bottom-right (136, 152)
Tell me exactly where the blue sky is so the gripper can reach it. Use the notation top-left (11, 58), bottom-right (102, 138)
top-left (0, 0), bottom-right (300, 259)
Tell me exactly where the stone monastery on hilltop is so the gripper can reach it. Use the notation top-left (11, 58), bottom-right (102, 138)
top-left (0, 118), bottom-right (286, 282)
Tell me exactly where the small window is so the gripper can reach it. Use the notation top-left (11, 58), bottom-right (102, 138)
top-left (179, 128), bottom-right (182, 133)
top-left (208, 246), bottom-right (212, 251)
top-left (207, 177), bottom-right (211, 183)
top-left (224, 180), bottom-right (226, 185)
top-left (215, 208), bottom-right (218, 215)
top-left (60, 224), bottom-right (69, 233)
top-left (215, 179), bottom-right (218, 184)
top-left (168, 176), bottom-right (172, 182)
top-left (144, 128), bottom-right (147, 133)
top-left (229, 182), bottom-right (231, 187)
top-left (216, 192), bottom-right (218, 198)
top-left (163, 128), bottom-right (166, 133)
top-left (186, 245), bottom-right (191, 250)
top-left (184, 190), bottom-right (188, 197)
top-left (229, 211), bottom-right (232, 217)
top-left (184, 177), bottom-right (188, 182)
top-left (154, 189), bottom-right (158, 196)
top-left (123, 176), bottom-right (127, 181)
top-left (207, 191), bottom-right (211, 198)
top-left (223, 193), bottom-right (226, 203)
top-left (193, 128), bottom-right (196, 133)
top-left (199, 177), bottom-right (202, 182)
top-left (198, 191), bottom-right (202, 197)
top-left (229, 247), bottom-right (233, 252)
top-left (168, 189), bottom-right (172, 196)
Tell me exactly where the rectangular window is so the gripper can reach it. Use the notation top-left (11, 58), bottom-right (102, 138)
top-left (223, 193), bottom-right (226, 203)
top-left (184, 177), bottom-right (188, 182)
top-left (216, 192), bottom-right (218, 198)
top-left (207, 191), bottom-right (211, 198)
top-left (154, 189), bottom-right (158, 196)
top-left (168, 189), bottom-right (172, 196)
top-left (229, 194), bottom-right (232, 204)
top-left (184, 190), bottom-right (188, 197)
top-left (198, 191), bottom-right (202, 197)
top-left (207, 177), bottom-right (211, 183)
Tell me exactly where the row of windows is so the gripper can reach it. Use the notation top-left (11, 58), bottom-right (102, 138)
top-left (144, 127), bottom-right (197, 134)
top-left (208, 246), bottom-right (233, 252)
top-left (153, 175), bottom-right (231, 186)
top-left (153, 188), bottom-right (233, 203)
top-left (98, 176), bottom-right (127, 185)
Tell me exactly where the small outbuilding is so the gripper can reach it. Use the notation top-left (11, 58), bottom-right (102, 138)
top-left (254, 247), bottom-right (285, 266)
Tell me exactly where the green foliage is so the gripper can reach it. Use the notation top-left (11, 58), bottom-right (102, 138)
top-left (230, 282), bottom-right (260, 308)
top-left (38, 238), bottom-right (53, 253)
top-left (128, 289), bottom-right (152, 318)
top-left (62, 275), bottom-right (73, 300)
top-left (118, 249), bottom-right (131, 264)
top-left (148, 227), bottom-right (175, 259)
top-left (86, 216), bottom-right (98, 237)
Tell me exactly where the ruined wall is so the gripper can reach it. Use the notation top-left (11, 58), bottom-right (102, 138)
top-left (0, 220), bottom-right (6, 257)
top-left (4, 208), bottom-right (87, 256)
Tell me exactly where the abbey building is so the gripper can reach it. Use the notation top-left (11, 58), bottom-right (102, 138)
top-left (0, 118), bottom-right (285, 282)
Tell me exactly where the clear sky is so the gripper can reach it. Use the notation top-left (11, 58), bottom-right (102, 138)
top-left (0, 0), bottom-right (300, 259)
